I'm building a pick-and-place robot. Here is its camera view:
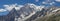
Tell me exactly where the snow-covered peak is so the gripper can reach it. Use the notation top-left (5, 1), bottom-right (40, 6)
top-left (15, 5), bottom-right (24, 10)
top-left (24, 3), bottom-right (37, 8)
top-left (15, 7), bottom-right (20, 10)
top-left (35, 6), bottom-right (45, 11)
top-left (24, 3), bottom-right (45, 10)
top-left (15, 3), bottom-right (45, 21)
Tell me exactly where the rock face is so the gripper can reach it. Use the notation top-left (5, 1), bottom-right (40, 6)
top-left (25, 6), bottom-right (60, 21)
top-left (0, 8), bottom-right (18, 21)
top-left (34, 7), bottom-right (60, 21)
top-left (15, 3), bottom-right (44, 21)
top-left (6, 8), bottom-right (17, 21)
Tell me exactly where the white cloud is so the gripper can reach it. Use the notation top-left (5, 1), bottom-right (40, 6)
top-left (3, 3), bottom-right (24, 11)
top-left (42, 1), bottom-right (55, 5)
top-left (0, 9), bottom-right (7, 12)
top-left (50, 2), bottom-right (55, 5)
top-left (4, 4), bottom-right (16, 11)
top-left (42, 2), bottom-right (47, 4)
top-left (35, 0), bottom-right (39, 2)
top-left (55, 0), bottom-right (60, 2)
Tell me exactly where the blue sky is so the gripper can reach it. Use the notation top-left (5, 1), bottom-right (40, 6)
top-left (0, 0), bottom-right (60, 8)
top-left (0, 0), bottom-right (38, 8)
top-left (0, 11), bottom-right (9, 16)
top-left (0, 0), bottom-right (60, 16)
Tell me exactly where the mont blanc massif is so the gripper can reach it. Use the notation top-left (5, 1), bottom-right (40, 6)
top-left (0, 3), bottom-right (60, 21)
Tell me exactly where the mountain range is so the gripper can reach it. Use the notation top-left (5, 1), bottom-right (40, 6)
top-left (0, 3), bottom-right (60, 21)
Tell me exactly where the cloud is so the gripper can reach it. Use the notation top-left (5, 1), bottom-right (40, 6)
top-left (4, 4), bottom-right (16, 11)
top-left (50, 2), bottom-right (55, 5)
top-left (55, 0), bottom-right (60, 2)
top-left (42, 2), bottom-right (46, 4)
top-left (0, 9), bottom-right (7, 12)
top-left (35, 0), bottom-right (39, 2)
top-left (3, 3), bottom-right (24, 11)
